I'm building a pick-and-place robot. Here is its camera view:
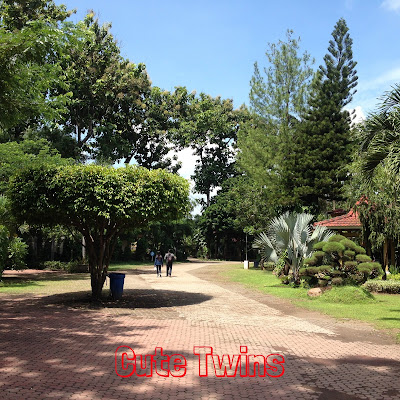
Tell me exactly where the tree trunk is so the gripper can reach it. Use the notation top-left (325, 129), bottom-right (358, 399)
top-left (85, 236), bottom-right (109, 300)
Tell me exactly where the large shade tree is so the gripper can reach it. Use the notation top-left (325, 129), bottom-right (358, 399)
top-left (0, 0), bottom-right (74, 132)
top-left (179, 93), bottom-right (247, 207)
top-left (8, 164), bottom-right (190, 299)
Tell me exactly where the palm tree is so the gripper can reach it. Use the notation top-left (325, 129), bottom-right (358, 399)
top-left (253, 212), bottom-right (333, 282)
top-left (358, 84), bottom-right (400, 180)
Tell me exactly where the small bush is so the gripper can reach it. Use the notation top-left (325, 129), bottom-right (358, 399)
top-left (331, 277), bottom-right (344, 286)
top-left (43, 261), bottom-right (68, 270)
top-left (7, 237), bottom-right (28, 270)
top-left (68, 260), bottom-right (89, 273)
top-left (264, 261), bottom-right (275, 271)
top-left (279, 275), bottom-right (290, 284)
top-left (388, 273), bottom-right (400, 281)
top-left (322, 241), bottom-right (345, 253)
top-left (318, 279), bottom-right (329, 287)
top-left (389, 265), bottom-right (400, 274)
top-left (356, 254), bottom-right (372, 263)
top-left (364, 280), bottom-right (400, 294)
top-left (348, 272), bottom-right (365, 285)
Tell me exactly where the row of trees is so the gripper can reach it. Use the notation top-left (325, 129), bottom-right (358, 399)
top-left (1, 0), bottom-right (398, 292)
top-left (198, 19), bottom-right (360, 259)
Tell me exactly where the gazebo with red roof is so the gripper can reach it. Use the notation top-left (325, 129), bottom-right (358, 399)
top-left (314, 209), bottom-right (362, 238)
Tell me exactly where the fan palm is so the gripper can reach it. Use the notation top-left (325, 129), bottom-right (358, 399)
top-left (358, 84), bottom-right (400, 181)
top-left (253, 212), bottom-right (333, 282)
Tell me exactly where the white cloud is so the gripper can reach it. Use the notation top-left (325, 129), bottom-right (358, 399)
top-left (346, 105), bottom-right (366, 125)
top-left (381, 0), bottom-right (400, 12)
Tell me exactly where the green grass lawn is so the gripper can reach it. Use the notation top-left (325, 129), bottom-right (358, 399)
top-left (0, 261), bottom-right (148, 294)
top-left (0, 259), bottom-right (183, 293)
top-left (0, 273), bottom-right (90, 295)
top-left (223, 264), bottom-right (400, 340)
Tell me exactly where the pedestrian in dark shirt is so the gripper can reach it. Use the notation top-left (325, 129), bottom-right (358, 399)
top-left (164, 249), bottom-right (175, 277)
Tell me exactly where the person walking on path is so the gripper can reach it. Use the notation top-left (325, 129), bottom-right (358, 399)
top-left (164, 249), bottom-right (175, 277)
top-left (154, 251), bottom-right (163, 277)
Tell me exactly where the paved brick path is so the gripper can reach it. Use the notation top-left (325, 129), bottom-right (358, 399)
top-left (0, 261), bottom-right (399, 399)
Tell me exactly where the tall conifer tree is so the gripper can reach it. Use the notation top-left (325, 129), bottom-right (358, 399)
top-left (290, 18), bottom-right (358, 211)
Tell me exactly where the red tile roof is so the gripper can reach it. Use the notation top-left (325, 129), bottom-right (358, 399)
top-left (314, 209), bottom-right (362, 229)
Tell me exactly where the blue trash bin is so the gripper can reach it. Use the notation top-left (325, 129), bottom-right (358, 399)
top-left (108, 272), bottom-right (125, 300)
top-left (254, 261), bottom-right (259, 268)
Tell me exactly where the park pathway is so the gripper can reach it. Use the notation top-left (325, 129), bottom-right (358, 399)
top-left (0, 260), bottom-right (399, 399)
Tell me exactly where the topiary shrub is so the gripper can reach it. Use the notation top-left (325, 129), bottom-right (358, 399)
top-left (303, 256), bottom-right (318, 266)
top-left (340, 238), bottom-right (358, 251)
top-left (344, 260), bottom-right (357, 268)
top-left (356, 254), bottom-right (372, 263)
top-left (344, 250), bottom-right (355, 259)
top-left (313, 251), bottom-right (325, 260)
top-left (313, 242), bottom-right (325, 250)
top-left (322, 241), bottom-right (345, 253)
top-left (305, 237), bottom-right (381, 287)
top-left (354, 245), bottom-right (366, 254)
top-left (304, 266), bottom-right (319, 275)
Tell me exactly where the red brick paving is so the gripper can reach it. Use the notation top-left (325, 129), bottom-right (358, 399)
top-left (0, 261), bottom-right (399, 399)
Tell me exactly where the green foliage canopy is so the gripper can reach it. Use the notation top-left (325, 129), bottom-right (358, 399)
top-left (8, 164), bottom-right (190, 298)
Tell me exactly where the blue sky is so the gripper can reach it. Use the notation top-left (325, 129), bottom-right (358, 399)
top-left (59, 0), bottom-right (400, 115)
top-left (57, 0), bottom-right (400, 209)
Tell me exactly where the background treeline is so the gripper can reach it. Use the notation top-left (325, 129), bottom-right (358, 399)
top-left (0, 1), bottom-right (398, 267)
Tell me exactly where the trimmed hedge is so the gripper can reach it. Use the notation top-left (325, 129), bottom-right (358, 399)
top-left (364, 280), bottom-right (400, 294)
